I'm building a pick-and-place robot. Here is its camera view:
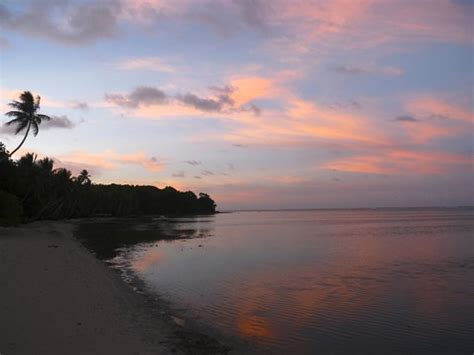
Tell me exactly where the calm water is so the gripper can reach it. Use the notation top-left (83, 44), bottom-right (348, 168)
top-left (78, 209), bottom-right (474, 354)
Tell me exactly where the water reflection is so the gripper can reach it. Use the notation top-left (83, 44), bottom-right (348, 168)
top-left (77, 209), bottom-right (474, 354)
top-left (133, 247), bottom-right (167, 273)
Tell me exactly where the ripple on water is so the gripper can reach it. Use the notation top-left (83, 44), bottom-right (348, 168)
top-left (100, 209), bottom-right (474, 354)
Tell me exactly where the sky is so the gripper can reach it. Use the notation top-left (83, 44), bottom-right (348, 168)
top-left (0, 0), bottom-right (473, 210)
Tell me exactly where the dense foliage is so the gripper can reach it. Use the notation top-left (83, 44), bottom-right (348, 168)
top-left (0, 143), bottom-right (216, 225)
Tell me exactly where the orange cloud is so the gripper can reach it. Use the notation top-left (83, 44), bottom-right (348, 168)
top-left (197, 95), bottom-right (391, 148)
top-left (324, 149), bottom-right (472, 175)
top-left (272, 176), bottom-right (310, 185)
top-left (57, 150), bottom-right (164, 173)
top-left (229, 76), bottom-right (275, 106)
top-left (393, 96), bottom-right (474, 143)
top-left (397, 120), bottom-right (458, 143)
top-left (106, 71), bottom-right (393, 151)
top-left (407, 97), bottom-right (473, 123)
top-left (290, 98), bottom-right (390, 145)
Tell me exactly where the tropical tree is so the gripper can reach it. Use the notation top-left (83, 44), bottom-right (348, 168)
top-left (76, 169), bottom-right (91, 186)
top-left (4, 91), bottom-right (51, 157)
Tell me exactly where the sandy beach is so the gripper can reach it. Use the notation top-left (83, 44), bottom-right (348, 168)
top-left (0, 222), bottom-right (229, 355)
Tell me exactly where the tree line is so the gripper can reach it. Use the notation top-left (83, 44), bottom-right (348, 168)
top-left (0, 146), bottom-right (216, 225)
top-left (0, 91), bottom-right (216, 225)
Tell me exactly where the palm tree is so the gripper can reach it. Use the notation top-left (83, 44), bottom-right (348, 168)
top-left (76, 169), bottom-right (92, 186)
top-left (4, 91), bottom-right (51, 157)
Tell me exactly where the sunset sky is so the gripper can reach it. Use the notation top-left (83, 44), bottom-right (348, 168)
top-left (0, 0), bottom-right (473, 209)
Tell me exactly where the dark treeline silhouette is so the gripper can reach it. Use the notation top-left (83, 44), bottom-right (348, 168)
top-left (0, 143), bottom-right (216, 225)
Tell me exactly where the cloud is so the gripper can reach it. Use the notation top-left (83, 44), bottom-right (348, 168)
top-left (234, 0), bottom-right (273, 32)
top-left (286, 0), bottom-right (472, 49)
top-left (0, 88), bottom-right (66, 109)
top-left (0, 124), bottom-right (18, 135)
top-left (105, 86), bottom-right (168, 108)
top-left (394, 115), bottom-right (418, 122)
top-left (124, 0), bottom-right (470, 48)
top-left (185, 160), bottom-right (201, 166)
top-left (323, 149), bottom-right (472, 175)
top-left (172, 171), bottom-right (185, 178)
top-left (70, 100), bottom-right (89, 110)
top-left (0, 1), bottom-right (121, 46)
top-left (3, 0), bottom-right (470, 49)
top-left (330, 64), bottom-right (404, 76)
top-left (228, 76), bottom-right (275, 106)
top-left (57, 150), bottom-right (165, 173)
top-left (0, 115), bottom-right (75, 134)
top-left (327, 101), bottom-right (362, 111)
top-left (393, 95), bottom-right (474, 143)
top-left (331, 65), bottom-right (367, 75)
top-left (186, 76), bottom-right (394, 149)
top-left (407, 96), bottom-right (473, 123)
top-left (116, 57), bottom-right (175, 72)
top-left (6, 148), bottom-right (164, 177)
top-left (105, 83), bottom-right (262, 115)
top-left (209, 85), bottom-right (234, 95)
top-left (273, 175), bottom-right (310, 184)
top-left (176, 93), bottom-right (224, 112)
top-left (184, 0), bottom-right (273, 37)
top-left (42, 115), bottom-right (76, 130)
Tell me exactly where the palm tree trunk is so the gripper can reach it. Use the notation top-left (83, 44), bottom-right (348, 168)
top-left (9, 121), bottom-right (31, 157)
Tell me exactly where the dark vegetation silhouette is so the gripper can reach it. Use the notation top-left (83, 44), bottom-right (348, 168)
top-left (0, 144), bottom-right (216, 225)
top-left (0, 92), bottom-right (216, 225)
top-left (4, 91), bottom-right (51, 157)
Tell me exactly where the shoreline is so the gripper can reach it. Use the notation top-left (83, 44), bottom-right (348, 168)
top-left (0, 221), bottom-right (231, 354)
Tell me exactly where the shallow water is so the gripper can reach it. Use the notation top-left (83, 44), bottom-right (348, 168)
top-left (78, 209), bottom-right (474, 354)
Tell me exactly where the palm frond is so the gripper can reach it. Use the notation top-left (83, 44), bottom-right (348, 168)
top-left (20, 91), bottom-right (34, 103)
top-left (15, 120), bottom-right (29, 134)
top-left (5, 117), bottom-right (26, 126)
top-left (8, 92), bottom-right (36, 114)
top-left (7, 100), bottom-right (23, 109)
top-left (5, 110), bottom-right (28, 118)
top-left (36, 114), bottom-right (51, 121)
top-left (35, 95), bottom-right (41, 110)
top-left (32, 121), bottom-right (39, 136)
top-left (8, 100), bottom-right (31, 114)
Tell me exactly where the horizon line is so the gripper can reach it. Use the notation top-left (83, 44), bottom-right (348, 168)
top-left (219, 206), bottom-right (474, 213)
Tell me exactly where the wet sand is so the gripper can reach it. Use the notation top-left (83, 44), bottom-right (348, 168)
top-left (0, 221), bottom-right (230, 355)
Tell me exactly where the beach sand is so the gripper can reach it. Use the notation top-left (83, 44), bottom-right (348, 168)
top-left (0, 221), bottom-right (230, 355)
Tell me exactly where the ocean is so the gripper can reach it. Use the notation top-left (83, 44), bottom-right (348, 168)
top-left (77, 208), bottom-right (474, 354)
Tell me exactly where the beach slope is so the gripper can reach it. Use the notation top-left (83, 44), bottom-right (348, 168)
top-left (0, 222), bottom-right (174, 355)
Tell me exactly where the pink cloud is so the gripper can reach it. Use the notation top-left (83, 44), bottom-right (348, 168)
top-left (323, 149), bottom-right (472, 175)
top-left (122, 0), bottom-right (471, 49)
top-left (279, 0), bottom-right (472, 49)
top-left (407, 96), bottom-right (474, 123)
top-left (56, 150), bottom-right (165, 174)
top-left (391, 95), bottom-right (474, 143)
